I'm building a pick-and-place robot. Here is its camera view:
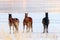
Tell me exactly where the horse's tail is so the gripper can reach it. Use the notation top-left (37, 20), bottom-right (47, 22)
top-left (31, 22), bottom-right (33, 32)
top-left (14, 19), bottom-right (19, 31)
top-left (17, 19), bottom-right (19, 26)
top-left (30, 20), bottom-right (33, 32)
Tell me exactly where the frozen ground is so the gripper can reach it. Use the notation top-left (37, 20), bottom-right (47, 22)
top-left (0, 30), bottom-right (59, 40)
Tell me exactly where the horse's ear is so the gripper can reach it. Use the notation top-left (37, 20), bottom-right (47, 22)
top-left (45, 12), bottom-right (48, 17)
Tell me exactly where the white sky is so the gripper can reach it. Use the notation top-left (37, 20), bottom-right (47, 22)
top-left (0, 0), bottom-right (60, 13)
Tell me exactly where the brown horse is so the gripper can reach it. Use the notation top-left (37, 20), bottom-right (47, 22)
top-left (8, 14), bottom-right (19, 33)
top-left (42, 12), bottom-right (49, 33)
top-left (23, 13), bottom-right (33, 32)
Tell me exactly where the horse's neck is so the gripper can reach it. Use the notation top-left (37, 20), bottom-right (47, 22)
top-left (9, 17), bottom-right (13, 21)
top-left (25, 16), bottom-right (28, 18)
top-left (45, 17), bottom-right (48, 19)
top-left (24, 17), bottom-right (29, 21)
top-left (9, 17), bottom-right (12, 19)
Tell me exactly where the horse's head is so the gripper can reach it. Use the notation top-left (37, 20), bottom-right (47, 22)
top-left (9, 14), bottom-right (12, 18)
top-left (25, 13), bottom-right (28, 18)
top-left (45, 12), bottom-right (48, 18)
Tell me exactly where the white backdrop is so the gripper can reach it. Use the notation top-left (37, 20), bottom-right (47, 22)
top-left (0, 0), bottom-right (60, 13)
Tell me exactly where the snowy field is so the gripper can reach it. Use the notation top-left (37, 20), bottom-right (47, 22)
top-left (0, 12), bottom-right (60, 40)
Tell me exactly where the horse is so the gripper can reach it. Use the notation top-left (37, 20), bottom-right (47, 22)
top-left (23, 13), bottom-right (33, 32)
top-left (8, 14), bottom-right (19, 34)
top-left (42, 12), bottom-right (49, 33)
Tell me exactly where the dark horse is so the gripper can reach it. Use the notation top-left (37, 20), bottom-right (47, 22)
top-left (8, 14), bottom-right (19, 33)
top-left (23, 13), bottom-right (33, 32)
top-left (42, 12), bottom-right (49, 33)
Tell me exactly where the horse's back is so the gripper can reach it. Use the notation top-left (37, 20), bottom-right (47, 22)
top-left (13, 18), bottom-right (19, 22)
top-left (27, 17), bottom-right (32, 22)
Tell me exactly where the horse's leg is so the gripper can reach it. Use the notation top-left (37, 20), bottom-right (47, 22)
top-left (45, 25), bottom-right (48, 33)
top-left (16, 25), bottom-right (19, 33)
top-left (15, 26), bottom-right (18, 33)
top-left (13, 26), bottom-right (14, 33)
top-left (26, 23), bottom-right (29, 32)
top-left (16, 26), bottom-right (18, 33)
top-left (26, 26), bottom-right (28, 32)
top-left (31, 23), bottom-right (33, 32)
top-left (28, 25), bottom-right (30, 32)
top-left (9, 26), bottom-right (11, 34)
top-left (43, 25), bottom-right (45, 33)
top-left (31, 27), bottom-right (33, 32)
top-left (15, 22), bottom-right (19, 33)
top-left (23, 23), bottom-right (25, 32)
top-left (46, 25), bottom-right (48, 33)
top-left (28, 22), bottom-right (32, 32)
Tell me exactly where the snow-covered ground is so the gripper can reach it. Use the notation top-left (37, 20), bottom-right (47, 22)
top-left (0, 13), bottom-right (60, 40)
top-left (0, 31), bottom-right (58, 40)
